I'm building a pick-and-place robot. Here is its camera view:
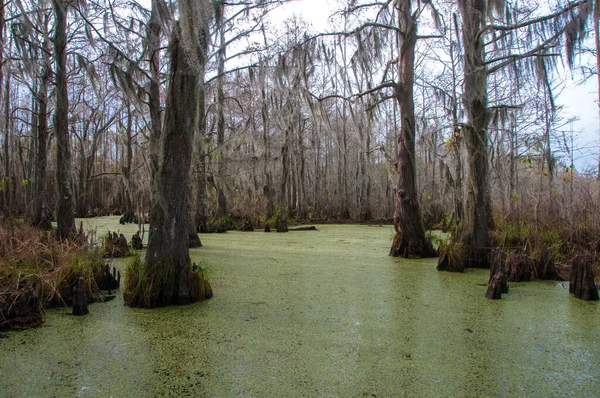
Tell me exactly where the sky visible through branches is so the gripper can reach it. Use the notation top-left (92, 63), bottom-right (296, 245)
top-left (137, 0), bottom-right (599, 171)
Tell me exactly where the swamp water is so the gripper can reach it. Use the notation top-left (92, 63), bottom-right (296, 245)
top-left (1, 217), bottom-right (599, 397)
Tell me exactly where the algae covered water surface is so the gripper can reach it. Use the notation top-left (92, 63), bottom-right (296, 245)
top-left (1, 218), bottom-right (599, 397)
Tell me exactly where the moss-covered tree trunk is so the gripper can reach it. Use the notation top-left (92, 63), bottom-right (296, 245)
top-left (389, 0), bottom-right (434, 258)
top-left (53, 0), bottom-right (76, 240)
top-left (139, 21), bottom-right (207, 307)
top-left (457, 0), bottom-right (493, 268)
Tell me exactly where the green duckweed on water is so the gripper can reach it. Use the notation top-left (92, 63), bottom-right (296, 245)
top-left (1, 217), bottom-right (599, 397)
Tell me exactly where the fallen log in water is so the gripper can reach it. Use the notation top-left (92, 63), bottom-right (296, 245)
top-left (288, 226), bottom-right (318, 231)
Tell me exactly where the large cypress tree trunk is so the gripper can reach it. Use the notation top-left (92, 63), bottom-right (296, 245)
top-left (140, 23), bottom-right (206, 307)
top-left (53, 0), bottom-right (76, 240)
top-left (389, 0), bottom-right (434, 258)
top-left (457, 0), bottom-right (493, 268)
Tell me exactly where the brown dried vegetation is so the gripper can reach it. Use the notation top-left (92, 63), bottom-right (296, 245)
top-left (0, 223), bottom-right (113, 330)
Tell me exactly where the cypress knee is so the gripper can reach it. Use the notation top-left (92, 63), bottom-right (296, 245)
top-left (569, 254), bottom-right (599, 301)
top-left (486, 273), bottom-right (504, 300)
top-left (72, 277), bottom-right (89, 316)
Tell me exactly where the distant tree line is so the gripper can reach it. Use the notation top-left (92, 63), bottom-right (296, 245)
top-left (0, 0), bottom-right (599, 300)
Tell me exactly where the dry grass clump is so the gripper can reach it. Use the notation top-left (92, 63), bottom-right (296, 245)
top-left (0, 223), bottom-right (107, 330)
top-left (492, 212), bottom-right (600, 282)
top-left (437, 240), bottom-right (465, 272)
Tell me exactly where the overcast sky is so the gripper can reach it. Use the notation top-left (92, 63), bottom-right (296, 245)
top-left (137, 0), bottom-right (599, 170)
top-left (560, 75), bottom-right (598, 171)
top-left (273, 0), bottom-right (599, 170)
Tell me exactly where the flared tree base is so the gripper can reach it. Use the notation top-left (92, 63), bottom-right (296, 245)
top-left (389, 232), bottom-right (436, 258)
top-left (124, 256), bottom-right (212, 308)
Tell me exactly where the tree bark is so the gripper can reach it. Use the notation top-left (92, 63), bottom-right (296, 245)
top-left (195, 67), bottom-right (210, 233)
top-left (360, 112), bottom-right (372, 221)
top-left (298, 116), bottom-right (307, 219)
top-left (146, 1), bottom-right (163, 231)
top-left (313, 122), bottom-right (321, 218)
top-left (33, 35), bottom-right (52, 229)
top-left (2, 42), bottom-right (10, 217)
top-left (194, 143), bottom-right (210, 233)
top-left (215, 2), bottom-right (227, 218)
top-left (569, 253), bottom-right (599, 301)
top-left (389, 0), bottom-right (434, 258)
top-left (457, 0), bottom-right (494, 268)
top-left (278, 116), bottom-right (290, 233)
top-left (594, 0), bottom-right (600, 197)
top-left (121, 104), bottom-right (135, 220)
top-left (76, 123), bottom-right (89, 218)
top-left (142, 24), bottom-right (205, 307)
top-left (508, 114), bottom-right (517, 218)
top-left (72, 277), bottom-right (89, 316)
top-left (450, 13), bottom-right (464, 223)
top-left (260, 63), bottom-right (274, 219)
top-left (53, 0), bottom-right (76, 240)
top-left (0, 2), bottom-right (4, 215)
top-left (75, 112), bottom-right (105, 218)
